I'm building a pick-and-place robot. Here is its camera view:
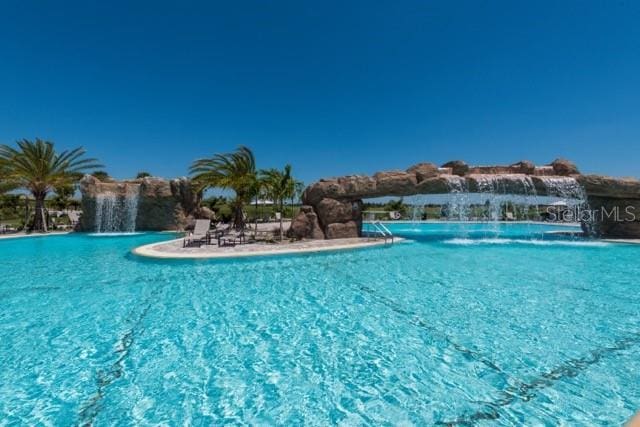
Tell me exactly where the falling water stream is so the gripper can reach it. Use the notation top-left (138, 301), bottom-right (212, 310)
top-left (406, 175), bottom-right (589, 237)
top-left (94, 185), bottom-right (141, 233)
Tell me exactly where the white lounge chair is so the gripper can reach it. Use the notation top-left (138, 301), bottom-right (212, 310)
top-left (183, 219), bottom-right (211, 247)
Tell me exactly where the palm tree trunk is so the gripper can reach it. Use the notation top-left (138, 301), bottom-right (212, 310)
top-left (279, 198), bottom-right (284, 241)
top-left (33, 192), bottom-right (48, 232)
top-left (24, 196), bottom-right (30, 228)
top-left (254, 196), bottom-right (258, 238)
top-left (233, 199), bottom-right (245, 231)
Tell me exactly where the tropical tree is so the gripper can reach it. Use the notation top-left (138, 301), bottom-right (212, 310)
top-left (249, 175), bottom-right (268, 235)
top-left (51, 183), bottom-right (76, 211)
top-left (260, 164), bottom-right (296, 240)
top-left (0, 139), bottom-right (101, 232)
top-left (190, 146), bottom-right (257, 230)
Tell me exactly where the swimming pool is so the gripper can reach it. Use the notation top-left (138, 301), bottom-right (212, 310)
top-left (1, 225), bottom-right (638, 424)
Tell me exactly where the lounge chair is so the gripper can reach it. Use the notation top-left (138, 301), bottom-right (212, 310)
top-left (0, 224), bottom-right (17, 234)
top-left (183, 219), bottom-right (211, 247)
top-left (67, 211), bottom-right (80, 227)
top-left (217, 230), bottom-right (250, 247)
top-left (211, 223), bottom-right (232, 241)
top-left (505, 212), bottom-right (515, 221)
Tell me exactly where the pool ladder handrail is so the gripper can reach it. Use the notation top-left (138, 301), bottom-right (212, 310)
top-left (365, 221), bottom-right (394, 244)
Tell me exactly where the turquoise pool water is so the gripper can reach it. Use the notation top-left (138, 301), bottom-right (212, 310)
top-left (1, 225), bottom-right (639, 425)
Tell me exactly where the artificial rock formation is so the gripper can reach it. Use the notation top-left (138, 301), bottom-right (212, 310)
top-left (79, 175), bottom-right (202, 231)
top-left (295, 158), bottom-right (640, 239)
top-left (576, 175), bottom-right (640, 238)
top-left (287, 206), bottom-right (325, 239)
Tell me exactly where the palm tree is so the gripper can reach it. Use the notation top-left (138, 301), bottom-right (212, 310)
top-left (249, 175), bottom-right (268, 237)
top-left (261, 164), bottom-right (296, 240)
top-left (52, 184), bottom-right (75, 211)
top-left (190, 146), bottom-right (257, 230)
top-left (0, 139), bottom-right (101, 232)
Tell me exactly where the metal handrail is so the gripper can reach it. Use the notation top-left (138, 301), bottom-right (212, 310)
top-left (364, 221), bottom-right (394, 244)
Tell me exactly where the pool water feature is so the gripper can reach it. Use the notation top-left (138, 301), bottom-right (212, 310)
top-left (94, 184), bottom-right (141, 233)
top-left (1, 225), bottom-right (638, 424)
top-left (406, 175), bottom-right (588, 229)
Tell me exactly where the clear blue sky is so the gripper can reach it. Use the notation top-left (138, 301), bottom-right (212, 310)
top-left (1, 1), bottom-right (639, 184)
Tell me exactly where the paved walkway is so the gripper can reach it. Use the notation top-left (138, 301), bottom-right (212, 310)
top-left (133, 236), bottom-right (401, 259)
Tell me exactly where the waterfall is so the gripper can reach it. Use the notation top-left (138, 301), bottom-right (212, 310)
top-left (123, 186), bottom-right (141, 232)
top-left (403, 175), bottom-right (588, 226)
top-left (535, 176), bottom-right (585, 200)
top-left (474, 174), bottom-right (539, 221)
top-left (94, 185), bottom-right (141, 233)
top-left (535, 176), bottom-right (590, 228)
top-left (445, 177), bottom-right (471, 221)
top-left (95, 193), bottom-right (117, 233)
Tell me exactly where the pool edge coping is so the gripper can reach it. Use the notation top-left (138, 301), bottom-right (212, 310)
top-left (132, 237), bottom-right (406, 260)
top-left (0, 231), bottom-right (71, 240)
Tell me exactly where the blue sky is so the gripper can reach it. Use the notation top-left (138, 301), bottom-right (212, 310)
top-left (1, 1), bottom-right (639, 184)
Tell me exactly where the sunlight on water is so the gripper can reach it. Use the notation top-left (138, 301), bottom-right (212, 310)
top-left (0, 226), bottom-right (638, 425)
top-left (443, 237), bottom-right (610, 247)
top-left (87, 232), bottom-right (144, 237)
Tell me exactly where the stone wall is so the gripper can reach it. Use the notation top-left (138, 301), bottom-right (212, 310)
top-left (576, 175), bottom-right (640, 238)
top-left (294, 159), bottom-right (640, 239)
top-left (79, 175), bottom-right (205, 231)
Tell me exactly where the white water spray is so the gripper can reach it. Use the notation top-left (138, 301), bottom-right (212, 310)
top-left (94, 185), bottom-right (141, 233)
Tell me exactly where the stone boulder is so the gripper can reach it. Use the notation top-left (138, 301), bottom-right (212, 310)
top-left (325, 221), bottom-right (359, 239)
top-left (415, 176), bottom-right (462, 194)
top-left (577, 175), bottom-right (640, 199)
top-left (373, 171), bottom-right (418, 196)
top-left (576, 175), bottom-right (640, 238)
top-left (315, 198), bottom-right (357, 225)
top-left (287, 206), bottom-right (325, 239)
top-left (135, 177), bottom-right (173, 229)
top-left (336, 175), bottom-right (377, 199)
top-left (550, 159), bottom-right (579, 176)
top-left (585, 196), bottom-right (640, 238)
top-left (467, 166), bottom-right (513, 175)
top-left (509, 160), bottom-right (536, 175)
top-left (406, 163), bottom-right (439, 183)
top-left (302, 179), bottom-right (346, 206)
top-left (441, 160), bottom-right (469, 176)
top-left (170, 178), bottom-right (201, 216)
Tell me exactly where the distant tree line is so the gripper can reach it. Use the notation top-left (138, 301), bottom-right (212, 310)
top-left (0, 139), bottom-right (304, 236)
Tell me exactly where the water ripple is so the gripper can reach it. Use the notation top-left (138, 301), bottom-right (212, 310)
top-left (439, 330), bottom-right (640, 425)
top-left (76, 286), bottom-right (161, 426)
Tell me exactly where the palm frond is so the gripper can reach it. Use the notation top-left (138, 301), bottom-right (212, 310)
top-left (0, 138), bottom-right (102, 195)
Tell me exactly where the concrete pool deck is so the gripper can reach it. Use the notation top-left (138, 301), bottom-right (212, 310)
top-left (133, 236), bottom-right (402, 259)
top-left (602, 239), bottom-right (640, 245)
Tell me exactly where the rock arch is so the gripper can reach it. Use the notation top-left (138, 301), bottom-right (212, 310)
top-left (289, 159), bottom-right (640, 239)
